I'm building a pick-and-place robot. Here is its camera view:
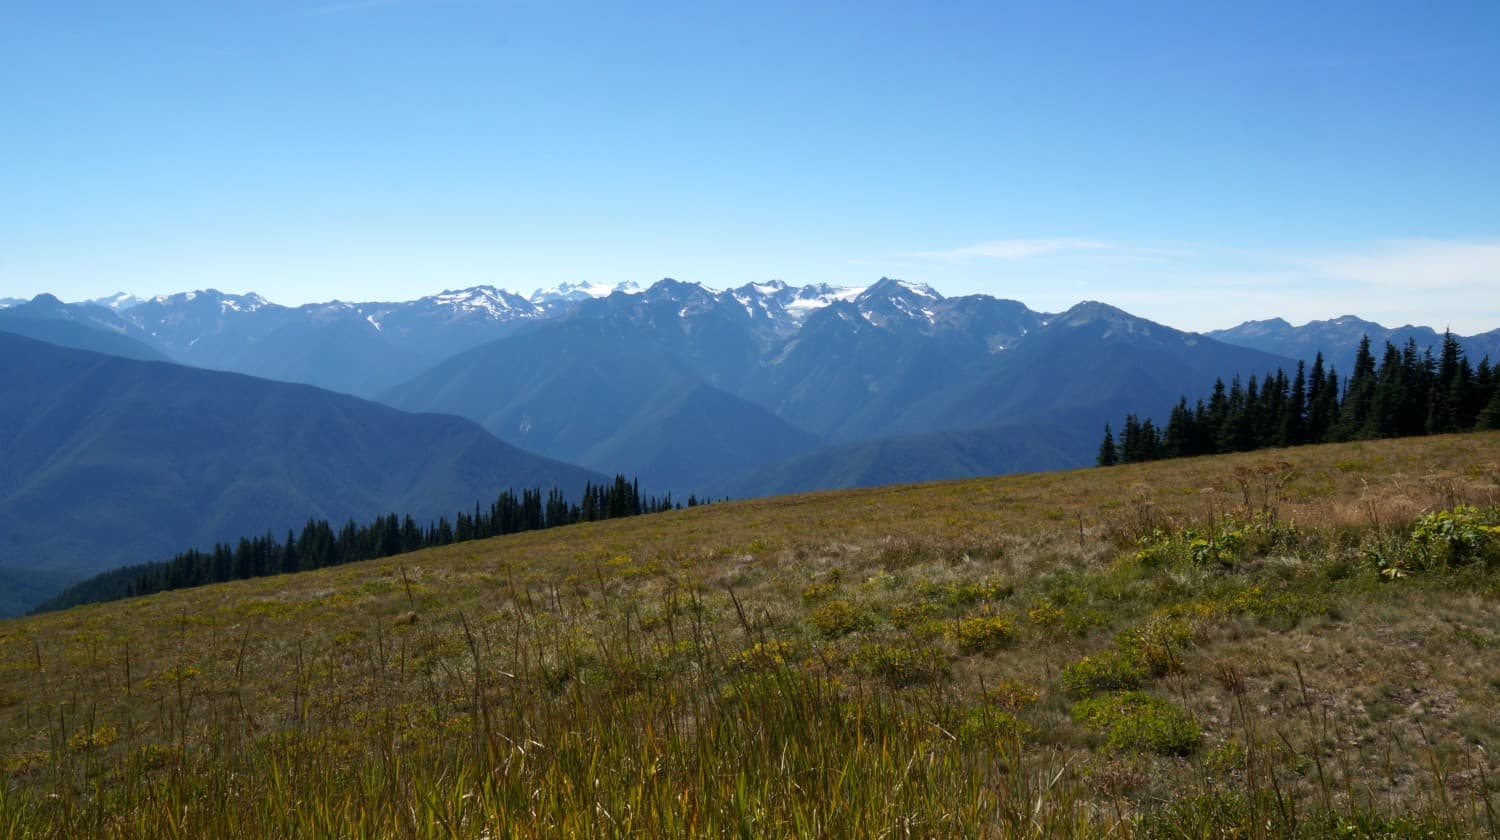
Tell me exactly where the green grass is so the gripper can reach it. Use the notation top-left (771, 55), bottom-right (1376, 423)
top-left (2, 432), bottom-right (1500, 836)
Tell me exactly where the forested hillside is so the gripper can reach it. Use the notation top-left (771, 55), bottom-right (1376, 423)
top-left (0, 333), bottom-right (603, 614)
top-left (1101, 332), bottom-right (1499, 464)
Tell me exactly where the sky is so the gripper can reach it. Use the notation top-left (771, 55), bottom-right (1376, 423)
top-left (2, 1), bottom-right (1498, 333)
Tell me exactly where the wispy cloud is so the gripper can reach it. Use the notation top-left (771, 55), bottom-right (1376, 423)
top-left (1300, 238), bottom-right (1500, 291)
top-left (900, 237), bottom-right (1201, 267)
top-left (881, 234), bottom-right (1500, 334)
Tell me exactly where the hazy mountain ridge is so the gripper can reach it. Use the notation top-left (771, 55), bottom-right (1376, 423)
top-left (37, 280), bottom-right (1495, 400)
top-left (0, 332), bottom-right (605, 615)
top-left (383, 284), bottom-right (1296, 494)
top-left (17, 280), bottom-right (1493, 500)
top-left (380, 316), bottom-right (821, 493)
top-left (1208, 316), bottom-right (1500, 375)
top-left (0, 294), bottom-right (172, 361)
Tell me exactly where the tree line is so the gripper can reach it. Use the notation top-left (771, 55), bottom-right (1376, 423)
top-left (34, 476), bottom-right (708, 613)
top-left (1098, 332), bottom-right (1500, 466)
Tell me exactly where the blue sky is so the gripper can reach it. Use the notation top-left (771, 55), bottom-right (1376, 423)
top-left (2, 1), bottom-right (1498, 332)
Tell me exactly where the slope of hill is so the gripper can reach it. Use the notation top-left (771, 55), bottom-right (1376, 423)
top-left (0, 295), bottom-right (166, 361)
top-left (0, 332), bottom-right (604, 613)
top-left (381, 316), bottom-right (821, 492)
top-left (0, 320), bottom-right (167, 362)
top-left (713, 416), bottom-right (1095, 498)
top-left (3, 432), bottom-right (1498, 835)
top-left (897, 302), bottom-right (1295, 434)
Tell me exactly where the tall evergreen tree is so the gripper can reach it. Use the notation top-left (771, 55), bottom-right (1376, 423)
top-left (1479, 382), bottom-right (1500, 430)
top-left (1280, 361), bottom-right (1307, 447)
top-left (1096, 424), bottom-right (1118, 467)
top-left (1336, 336), bottom-right (1378, 439)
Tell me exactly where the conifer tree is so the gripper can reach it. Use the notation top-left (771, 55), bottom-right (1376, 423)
top-left (1280, 361), bottom-right (1306, 446)
top-left (1479, 382), bottom-right (1500, 430)
top-left (1096, 424), bottom-right (1118, 466)
top-left (1336, 336), bottom-right (1378, 439)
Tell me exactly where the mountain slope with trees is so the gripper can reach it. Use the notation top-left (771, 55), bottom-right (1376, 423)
top-left (0, 332), bottom-right (604, 614)
top-left (0, 295), bottom-right (165, 361)
top-left (1100, 331), bottom-right (1499, 464)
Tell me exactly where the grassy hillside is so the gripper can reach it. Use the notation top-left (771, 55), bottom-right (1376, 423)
top-left (2, 432), bottom-right (1499, 836)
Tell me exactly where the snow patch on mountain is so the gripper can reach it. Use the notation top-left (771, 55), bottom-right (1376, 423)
top-left (85, 292), bottom-right (146, 311)
top-left (529, 280), bottom-right (643, 306)
top-left (220, 293), bottom-right (270, 313)
top-left (782, 284), bottom-right (863, 318)
top-left (421, 286), bottom-right (536, 319)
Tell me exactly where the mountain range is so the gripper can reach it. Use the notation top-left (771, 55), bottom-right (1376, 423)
top-left (1207, 316), bottom-right (1500, 376)
top-left (9, 278), bottom-right (1314, 491)
top-left (5, 277), bottom-right (1496, 615)
top-left (11, 279), bottom-right (1496, 497)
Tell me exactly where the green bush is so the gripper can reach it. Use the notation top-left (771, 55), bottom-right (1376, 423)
top-left (852, 641), bottom-right (948, 688)
top-left (955, 705), bottom-right (1026, 746)
top-left (1185, 527), bottom-right (1240, 567)
top-left (1116, 617), bottom-right (1195, 677)
top-left (949, 615), bottom-right (1016, 654)
top-left (1072, 691), bottom-right (1201, 756)
top-left (1409, 506), bottom-right (1500, 568)
top-left (1061, 650), bottom-right (1145, 698)
top-left (1133, 529), bottom-right (1182, 569)
top-left (808, 598), bottom-right (872, 638)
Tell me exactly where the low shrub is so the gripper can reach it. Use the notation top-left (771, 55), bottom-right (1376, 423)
top-left (1116, 616), bottom-right (1195, 677)
top-left (808, 599), bottom-right (872, 638)
top-left (949, 615), bottom-right (1016, 654)
top-left (1061, 650), bottom-right (1145, 698)
top-left (852, 641), bottom-right (948, 688)
top-left (1072, 691), bottom-right (1201, 756)
top-left (955, 706), bottom-right (1026, 746)
top-left (1408, 506), bottom-right (1500, 568)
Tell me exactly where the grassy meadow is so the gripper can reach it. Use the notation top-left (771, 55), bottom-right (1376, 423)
top-left (3, 432), bottom-right (1500, 837)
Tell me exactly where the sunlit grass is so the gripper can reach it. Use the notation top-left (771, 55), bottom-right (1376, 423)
top-left (2, 431), bottom-right (1499, 836)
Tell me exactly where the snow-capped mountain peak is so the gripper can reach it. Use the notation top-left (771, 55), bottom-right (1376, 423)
top-left (220, 292), bottom-right (270, 313)
top-left (420, 285), bottom-right (535, 318)
top-left (145, 289), bottom-right (271, 314)
top-left (853, 277), bottom-right (946, 328)
top-left (85, 292), bottom-right (146, 311)
top-left (781, 283), bottom-right (863, 319)
top-left (529, 280), bottom-right (643, 306)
